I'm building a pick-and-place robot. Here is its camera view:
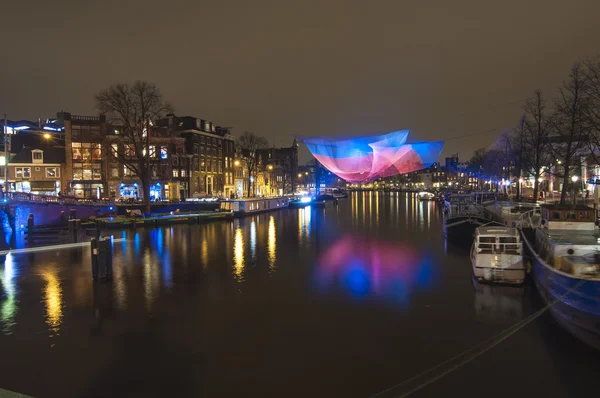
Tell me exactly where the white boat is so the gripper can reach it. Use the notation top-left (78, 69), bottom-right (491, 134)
top-left (219, 197), bottom-right (290, 217)
top-left (471, 225), bottom-right (525, 284)
top-left (418, 191), bottom-right (436, 201)
top-left (485, 202), bottom-right (541, 228)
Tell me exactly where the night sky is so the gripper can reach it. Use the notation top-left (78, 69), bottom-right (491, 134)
top-left (1, 0), bottom-right (599, 162)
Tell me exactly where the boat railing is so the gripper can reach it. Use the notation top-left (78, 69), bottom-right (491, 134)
top-left (518, 209), bottom-right (542, 229)
top-left (476, 241), bottom-right (522, 255)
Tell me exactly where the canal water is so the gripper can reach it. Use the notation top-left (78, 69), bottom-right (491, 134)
top-left (0, 192), bottom-right (598, 397)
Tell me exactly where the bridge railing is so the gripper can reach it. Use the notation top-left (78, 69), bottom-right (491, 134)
top-left (3, 192), bottom-right (113, 206)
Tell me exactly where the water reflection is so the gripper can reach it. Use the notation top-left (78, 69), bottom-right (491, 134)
top-left (472, 278), bottom-right (524, 324)
top-left (143, 247), bottom-right (160, 312)
top-left (233, 227), bottom-right (245, 281)
top-left (0, 254), bottom-right (18, 334)
top-left (250, 220), bottom-right (257, 260)
top-left (201, 239), bottom-right (209, 268)
top-left (268, 216), bottom-right (276, 271)
top-left (298, 208), bottom-right (311, 244)
top-left (42, 266), bottom-right (63, 335)
top-left (315, 236), bottom-right (434, 304)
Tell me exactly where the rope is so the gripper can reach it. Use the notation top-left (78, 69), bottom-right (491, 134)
top-left (369, 275), bottom-right (587, 398)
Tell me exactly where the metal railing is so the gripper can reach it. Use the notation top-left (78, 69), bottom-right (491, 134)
top-left (518, 209), bottom-right (542, 229)
top-left (2, 192), bottom-right (113, 206)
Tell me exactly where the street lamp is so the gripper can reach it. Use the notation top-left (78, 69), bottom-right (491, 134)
top-left (297, 173), bottom-right (302, 178)
top-left (43, 133), bottom-right (51, 140)
top-left (267, 165), bottom-right (273, 170)
top-left (234, 160), bottom-right (240, 166)
top-left (571, 175), bottom-right (579, 183)
top-left (571, 175), bottom-right (579, 204)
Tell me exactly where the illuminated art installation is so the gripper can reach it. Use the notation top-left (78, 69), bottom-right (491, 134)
top-left (298, 130), bottom-right (444, 183)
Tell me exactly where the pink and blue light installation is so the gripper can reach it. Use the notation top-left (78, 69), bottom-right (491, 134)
top-left (299, 130), bottom-right (444, 183)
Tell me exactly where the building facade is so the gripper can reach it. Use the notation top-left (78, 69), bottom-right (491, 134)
top-left (157, 115), bottom-right (234, 198)
top-left (7, 147), bottom-right (65, 195)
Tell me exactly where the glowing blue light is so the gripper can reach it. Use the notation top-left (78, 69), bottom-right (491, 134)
top-left (2, 198), bottom-right (6, 203)
top-left (134, 183), bottom-right (138, 187)
top-left (13, 126), bottom-right (30, 131)
top-left (300, 196), bottom-right (312, 203)
top-left (156, 182), bottom-right (161, 187)
top-left (120, 183), bottom-right (124, 187)
top-left (43, 126), bottom-right (63, 131)
top-left (109, 206), bottom-right (114, 210)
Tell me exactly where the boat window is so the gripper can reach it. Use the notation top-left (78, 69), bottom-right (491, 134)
top-left (499, 237), bottom-right (517, 243)
top-left (578, 211), bottom-right (589, 219)
top-left (551, 211), bottom-right (562, 220)
top-left (478, 236), bottom-right (495, 251)
top-left (566, 211), bottom-right (576, 220)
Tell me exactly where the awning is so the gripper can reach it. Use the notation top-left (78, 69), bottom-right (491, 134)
top-left (30, 181), bottom-right (57, 191)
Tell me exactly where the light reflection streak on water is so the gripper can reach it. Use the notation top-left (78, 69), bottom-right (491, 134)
top-left (298, 208), bottom-right (311, 245)
top-left (42, 266), bottom-right (63, 335)
top-left (0, 253), bottom-right (17, 334)
top-left (233, 227), bottom-right (245, 281)
top-left (250, 221), bottom-right (257, 260)
top-left (201, 239), bottom-right (209, 268)
top-left (143, 248), bottom-right (159, 312)
top-left (268, 216), bottom-right (276, 271)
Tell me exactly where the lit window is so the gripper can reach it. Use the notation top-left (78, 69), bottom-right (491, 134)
top-left (45, 167), bottom-right (60, 178)
top-left (161, 147), bottom-right (168, 159)
top-left (173, 169), bottom-right (179, 178)
top-left (15, 167), bottom-right (22, 178)
top-left (33, 151), bottom-right (43, 160)
top-left (181, 169), bottom-right (186, 177)
top-left (111, 168), bottom-right (119, 178)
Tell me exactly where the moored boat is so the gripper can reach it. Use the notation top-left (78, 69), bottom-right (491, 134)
top-left (418, 191), bottom-right (436, 201)
top-left (442, 192), bottom-right (493, 246)
top-left (220, 197), bottom-right (290, 217)
top-left (470, 225), bottom-right (525, 284)
top-left (521, 204), bottom-right (600, 349)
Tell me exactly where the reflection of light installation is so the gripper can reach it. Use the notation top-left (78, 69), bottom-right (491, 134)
top-left (233, 228), bottom-right (245, 280)
top-left (315, 236), bottom-right (434, 303)
top-left (299, 131), bottom-right (444, 183)
top-left (300, 196), bottom-right (312, 203)
top-left (268, 216), bottom-right (276, 270)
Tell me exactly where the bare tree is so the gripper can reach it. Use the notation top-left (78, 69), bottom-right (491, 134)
top-left (522, 90), bottom-right (552, 202)
top-left (95, 81), bottom-right (173, 213)
top-left (236, 132), bottom-right (268, 197)
top-left (582, 56), bottom-right (600, 166)
top-left (551, 64), bottom-right (589, 205)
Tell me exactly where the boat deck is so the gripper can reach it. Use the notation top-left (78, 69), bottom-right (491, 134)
top-left (538, 228), bottom-right (600, 246)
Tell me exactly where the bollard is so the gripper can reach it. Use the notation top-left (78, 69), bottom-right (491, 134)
top-left (69, 209), bottom-right (76, 220)
top-left (60, 211), bottom-right (66, 225)
top-left (90, 238), bottom-right (99, 280)
top-left (105, 237), bottom-right (113, 281)
top-left (97, 237), bottom-right (113, 281)
top-left (68, 219), bottom-right (77, 243)
top-left (27, 214), bottom-right (35, 244)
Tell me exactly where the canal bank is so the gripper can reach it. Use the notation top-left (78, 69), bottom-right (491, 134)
top-left (0, 192), bottom-right (598, 398)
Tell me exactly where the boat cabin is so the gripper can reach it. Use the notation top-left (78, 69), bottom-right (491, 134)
top-left (540, 204), bottom-right (597, 231)
top-left (473, 226), bottom-right (522, 255)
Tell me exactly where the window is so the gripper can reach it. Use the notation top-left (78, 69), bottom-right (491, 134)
top-left (33, 151), bottom-right (43, 160)
top-left (83, 169), bottom-right (92, 180)
top-left (124, 166), bottom-right (133, 177)
top-left (17, 167), bottom-right (32, 178)
top-left (566, 211), bottom-right (576, 220)
top-left (172, 157), bottom-right (179, 166)
top-left (46, 167), bottom-right (59, 178)
top-left (173, 169), bottom-right (179, 177)
top-left (124, 144), bottom-right (135, 157)
top-left (160, 146), bottom-right (168, 159)
top-left (552, 211), bottom-right (562, 220)
top-left (111, 168), bottom-right (119, 178)
top-left (73, 170), bottom-right (83, 180)
top-left (181, 169), bottom-right (186, 178)
top-left (91, 145), bottom-right (102, 160)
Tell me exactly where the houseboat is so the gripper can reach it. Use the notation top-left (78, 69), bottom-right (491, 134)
top-left (470, 225), bottom-right (525, 284)
top-left (443, 192), bottom-right (493, 246)
top-left (521, 204), bottom-right (600, 349)
top-left (220, 197), bottom-right (290, 217)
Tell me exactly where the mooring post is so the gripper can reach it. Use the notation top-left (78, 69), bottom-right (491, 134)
top-left (90, 238), bottom-right (99, 280)
top-left (27, 213), bottom-right (35, 244)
